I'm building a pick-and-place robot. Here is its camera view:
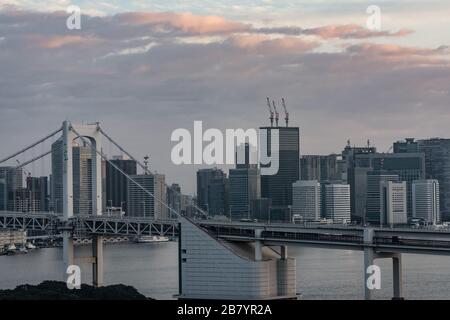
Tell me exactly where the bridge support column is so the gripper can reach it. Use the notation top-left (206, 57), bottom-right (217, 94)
top-left (92, 235), bottom-right (104, 287)
top-left (62, 232), bottom-right (74, 282)
top-left (254, 229), bottom-right (263, 261)
top-left (280, 245), bottom-right (288, 260)
top-left (392, 253), bottom-right (403, 300)
top-left (363, 247), bottom-right (375, 300)
top-left (363, 228), bottom-right (375, 300)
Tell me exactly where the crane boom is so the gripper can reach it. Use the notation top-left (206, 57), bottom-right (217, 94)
top-left (266, 97), bottom-right (274, 127)
top-left (282, 98), bottom-right (289, 127)
top-left (272, 100), bottom-right (279, 127)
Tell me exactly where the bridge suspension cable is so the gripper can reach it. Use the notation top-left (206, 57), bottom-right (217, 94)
top-left (14, 150), bottom-right (52, 169)
top-left (99, 127), bottom-right (207, 216)
top-left (71, 125), bottom-right (182, 219)
top-left (0, 127), bottom-right (62, 165)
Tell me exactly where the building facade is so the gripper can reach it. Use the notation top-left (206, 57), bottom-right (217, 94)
top-left (418, 138), bottom-right (450, 222)
top-left (412, 179), bottom-right (440, 224)
top-left (260, 126), bottom-right (300, 214)
top-left (322, 183), bottom-right (351, 223)
top-left (292, 180), bottom-right (321, 221)
top-left (380, 181), bottom-right (408, 226)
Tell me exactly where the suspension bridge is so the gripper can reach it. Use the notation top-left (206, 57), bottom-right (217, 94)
top-left (1, 121), bottom-right (450, 300)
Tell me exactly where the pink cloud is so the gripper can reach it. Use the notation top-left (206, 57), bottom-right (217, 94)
top-left (116, 12), bottom-right (250, 34)
top-left (29, 35), bottom-right (104, 49)
top-left (303, 24), bottom-right (413, 39)
top-left (229, 34), bottom-right (319, 54)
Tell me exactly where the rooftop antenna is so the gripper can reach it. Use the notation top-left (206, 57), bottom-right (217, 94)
top-left (347, 139), bottom-right (351, 147)
top-left (143, 155), bottom-right (150, 175)
top-left (266, 97), bottom-right (274, 127)
top-left (272, 100), bottom-right (279, 127)
top-left (282, 98), bottom-right (289, 127)
top-left (367, 139), bottom-right (370, 148)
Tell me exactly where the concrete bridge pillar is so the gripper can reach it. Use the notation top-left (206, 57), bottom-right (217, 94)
top-left (392, 253), bottom-right (403, 300)
top-left (280, 245), bottom-right (288, 260)
top-left (92, 235), bottom-right (104, 287)
top-left (363, 247), bottom-right (375, 300)
top-left (254, 229), bottom-right (263, 261)
top-left (62, 232), bottom-right (74, 282)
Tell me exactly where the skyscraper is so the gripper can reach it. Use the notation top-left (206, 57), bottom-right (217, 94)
top-left (105, 155), bottom-right (137, 210)
top-left (322, 183), bottom-right (351, 223)
top-left (350, 152), bottom-right (425, 220)
top-left (417, 138), bottom-right (450, 222)
top-left (366, 171), bottom-right (399, 224)
top-left (380, 181), bottom-right (407, 226)
top-left (196, 168), bottom-right (227, 216)
top-left (72, 143), bottom-right (93, 215)
top-left (300, 154), bottom-right (342, 182)
top-left (341, 144), bottom-right (377, 218)
top-left (52, 139), bottom-right (95, 215)
top-left (127, 173), bottom-right (167, 219)
top-left (393, 138), bottom-right (419, 153)
top-left (412, 179), bottom-right (440, 224)
top-left (0, 166), bottom-right (23, 211)
top-left (260, 126), bottom-right (300, 212)
top-left (167, 183), bottom-right (182, 216)
top-left (292, 180), bottom-right (321, 221)
top-left (229, 167), bottom-right (260, 220)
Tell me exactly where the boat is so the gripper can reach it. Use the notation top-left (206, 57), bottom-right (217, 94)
top-left (26, 242), bottom-right (37, 250)
top-left (135, 236), bottom-right (170, 243)
top-left (6, 244), bottom-right (17, 255)
top-left (17, 246), bottom-right (28, 254)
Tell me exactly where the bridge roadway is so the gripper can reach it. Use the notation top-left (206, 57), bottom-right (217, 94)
top-left (196, 220), bottom-right (450, 256)
top-left (0, 212), bottom-right (178, 238)
top-left (2, 211), bottom-right (450, 255)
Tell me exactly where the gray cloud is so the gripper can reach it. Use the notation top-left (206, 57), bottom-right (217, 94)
top-left (0, 9), bottom-right (450, 193)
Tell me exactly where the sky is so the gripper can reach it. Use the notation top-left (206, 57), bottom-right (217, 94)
top-left (0, 1), bottom-right (450, 194)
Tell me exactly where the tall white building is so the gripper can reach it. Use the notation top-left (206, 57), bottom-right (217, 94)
top-left (322, 183), bottom-right (350, 223)
top-left (380, 181), bottom-right (407, 226)
top-left (412, 179), bottom-right (440, 225)
top-left (292, 180), bottom-right (321, 221)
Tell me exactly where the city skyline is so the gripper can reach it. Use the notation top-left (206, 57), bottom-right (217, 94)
top-left (1, 2), bottom-right (450, 194)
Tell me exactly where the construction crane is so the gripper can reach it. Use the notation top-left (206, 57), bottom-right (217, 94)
top-left (266, 97), bottom-right (274, 127)
top-left (282, 98), bottom-right (289, 127)
top-left (272, 100), bottom-right (279, 127)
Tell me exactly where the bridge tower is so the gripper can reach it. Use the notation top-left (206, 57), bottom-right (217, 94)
top-left (62, 121), bottom-right (104, 287)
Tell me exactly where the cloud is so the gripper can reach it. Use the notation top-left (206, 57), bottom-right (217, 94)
top-left (0, 8), bottom-right (449, 193)
top-left (255, 24), bottom-right (413, 40)
top-left (115, 11), bottom-right (250, 35)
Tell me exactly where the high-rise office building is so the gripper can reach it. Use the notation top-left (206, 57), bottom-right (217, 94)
top-left (341, 144), bottom-right (377, 218)
top-left (393, 138), bottom-right (419, 153)
top-left (167, 183), bottom-right (182, 216)
top-left (260, 126), bottom-right (300, 213)
top-left (292, 180), bottom-right (321, 221)
top-left (196, 168), bottom-right (227, 216)
top-left (25, 176), bottom-right (49, 212)
top-left (322, 183), bottom-right (351, 223)
top-left (380, 181), bottom-right (407, 226)
top-left (105, 155), bottom-right (137, 210)
top-left (300, 155), bottom-right (342, 182)
top-left (72, 143), bottom-right (93, 215)
top-left (417, 138), bottom-right (450, 222)
top-left (349, 152), bottom-right (425, 220)
top-left (0, 166), bottom-right (23, 211)
top-left (0, 177), bottom-right (6, 211)
top-left (229, 167), bottom-right (260, 220)
top-left (366, 171), bottom-right (399, 224)
top-left (412, 179), bottom-right (440, 224)
top-left (127, 173), bottom-right (167, 219)
top-left (52, 139), bottom-right (95, 215)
